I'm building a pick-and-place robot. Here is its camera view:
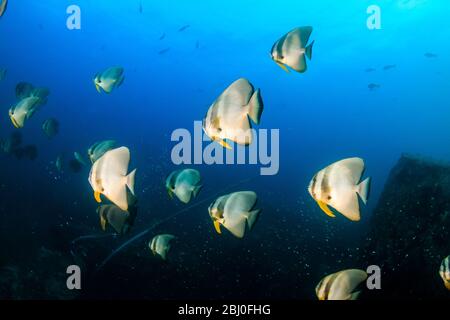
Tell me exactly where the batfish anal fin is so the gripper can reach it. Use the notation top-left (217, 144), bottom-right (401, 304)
top-left (213, 220), bottom-right (222, 234)
top-left (94, 191), bottom-right (102, 203)
top-left (317, 201), bottom-right (336, 218)
top-left (276, 61), bottom-right (290, 73)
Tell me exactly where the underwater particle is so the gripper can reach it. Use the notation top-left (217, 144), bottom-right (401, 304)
top-left (0, 0), bottom-right (7, 18)
top-left (88, 146), bottom-right (137, 211)
top-left (316, 269), bottom-right (367, 300)
top-left (208, 191), bottom-right (261, 239)
top-left (178, 24), bottom-right (190, 32)
top-left (158, 47), bottom-right (170, 55)
top-left (166, 169), bottom-right (202, 204)
top-left (270, 26), bottom-right (314, 73)
top-left (195, 40), bottom-right (200, 49)
top-left (42, 118), bottom-right (59, 139)
top-left (9, 82), bottom-right (50, 128)
top-left (365, 68), bottom-right (376, 73)
top-left (97, 204), bottom-right (137, 234)
top-left (159, 33), bottom-right (166, 40)
top-left (203, 78), bottom-right (263, 149)
top-left (424, 52), bottom-right (438, 58)
top-left (383, 64), bottom-right (396, 71)
top-left (0, 68), bottom-right (6, 81)
top-left (368, 83), bottom-right (380, 91)
top-left (439, 255), bottom-right (450, 290)
top-left (149, 234), bottom-right (176, 260)
top-left (88, 140), bottom-right (116, 163)
top-left (139, 1), bottom-right (143, 14)
top-left (93, 67), bottom-right (124, 94)
top-left (308, 157), bottom-right (371, 222)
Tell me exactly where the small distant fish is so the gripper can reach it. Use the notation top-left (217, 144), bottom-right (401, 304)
top-left (0, 68), bottom-right (6, 81)
top-left (149, 234), bottom-right (176, 260)
top-left (368, 83), bottom-right (380, 91)
top-left (195, 40), bottom-right (200, 49)
top-left (74, 152), bottom-right (88, 166)
top-left (0, 0), bottom-right (8, 18)
top-left (88, 147), bottom-right (137, 211)
top-left (166, 169), bottom-right (202, 203)
top-left (93, 67), bottom-right (125, 94)
top-left (55, 154), bottom-right (63, 172)
top-left (42, 118), bottom-right (59, 139)
top-left (139, 2), bottom-right (143, 14)
top-left (271, 26), bottom-right (315, 73)
top-left (158, 48), bottom-right (170, 55)
top-left (208, 191), bottom-right (261, 238)
top-left (308, 157), bottom-right (371, 221)
top-left (316, 269), bottom-right (368, 300)
top-left (365, 68), bottom-right (376, 73)
top-left (159, 33), bottom-right (166, 40)
top-left (10, 82), bottom-right (50, 128)
top-left (424, 52), bottom-right (438, 58)
top-left (383, 64), bottom-right (396, 71)
top-left (0, 132), bottom-right (22, 154)
top-left (203, 78), bottom-right (263, 149)
top-left (439, 255), bottom-right (450, 290)
top-left (14, 145), bottom-right (38, 161)
top-left (178, 25), bottom-right (190, 32)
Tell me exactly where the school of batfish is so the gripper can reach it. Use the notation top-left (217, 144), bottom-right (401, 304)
top-left (1, 14), bottom-right (448, 300)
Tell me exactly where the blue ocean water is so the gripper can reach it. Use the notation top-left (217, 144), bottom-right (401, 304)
top-left (0, 0), bottom-right (449, 299)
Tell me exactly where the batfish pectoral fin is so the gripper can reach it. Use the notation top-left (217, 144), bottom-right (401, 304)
top-left (94, 191), bottom-right (102, 203)
top-left (213, 220), bottom-right (222, 234)
top-left (276, 62), bottom-right (290, 73)
top-left (218, 139), bottom-right (232, 150)
top-left (445, 281), bottom-right (450, 290)
top-left (167, 188), bottom-right (173, 199)
top-left (317, 201), bottom-right (336, 218)
top-left (95, 83), bottom-right (101, 93)
top-left (100, 215), bottom-right (107, 231)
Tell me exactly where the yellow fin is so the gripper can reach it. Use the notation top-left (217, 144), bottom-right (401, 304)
top-left (445, 281), bottom-right (450, 291)
top-left (218, 139), bottom-right (232, 150)
top-left (317, 201), bottom-right (336, 218)
top-left (276, 62), bottom-right (290, 73)
top-left (10, 115), bottom-right (19, 128)
top-left (94, 191), bottom-right (102, 203)
top-left (167, 188), bottom-right (173, 199)
top-left (213, 220), bottom-right (222, 234)
top-left (95, 82), bottom-right (101, 93)
top-left (100, 215), bottom-right (107, 231)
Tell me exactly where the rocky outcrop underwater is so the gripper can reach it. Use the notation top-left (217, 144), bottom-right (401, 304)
top-left (363, 154), bottom-right (450, 299)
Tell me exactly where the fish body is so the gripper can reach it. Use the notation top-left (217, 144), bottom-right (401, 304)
top-left (316, 269), bottom-right (368, 300)
top-left (178, 25), bottom-right (190, 32)
top-left (308, 157), bottom-right (371, 221)
top-left (203, 78), bottom-right (263, 149)
top-left (149, 234), bottom-right (176, 260)
top-left (0, 0), bottom-right (7, 17)
top-left (88, 146), bottom-right (136, 211)
top-left (97, 204), bottom-right (135, 234)
top-left (368, 83), bottom-right (380, 90)
top-left (93, 67), bottom-right (124, 93)
top-left (208, 191), bottom-right (261, 238)
top-left (42, 118), bottom-right (59, 138)
top-left (439, 256), bottom-right (450, 290)
top-left (88, 140), bottom-right (116, 163)
top-left (9, 82), bottom-right (49, 128)
top-left (271, 26), bottom-right (314, 73)
top-left (166, 169), bottom-right (202, 203)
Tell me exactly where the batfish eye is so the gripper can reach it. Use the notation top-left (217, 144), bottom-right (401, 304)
top-left (217, 127), bottom-right (222, 132)
top-left (327, 195), bottom-right (332, 200)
